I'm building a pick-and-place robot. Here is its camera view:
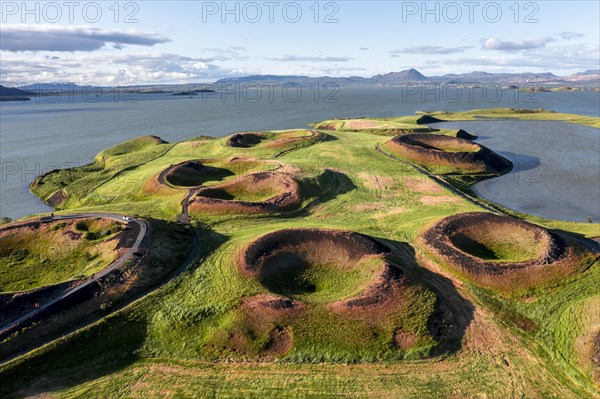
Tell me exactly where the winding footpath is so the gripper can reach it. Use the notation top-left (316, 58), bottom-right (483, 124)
top-left (375, 144), bottom-right (600, 254)
top-left (375, 144), bottom-right (500, 214)
top-left (0, 213), bottom-right (147, 337)
top-left (157, 163), bottom-right (197, 223)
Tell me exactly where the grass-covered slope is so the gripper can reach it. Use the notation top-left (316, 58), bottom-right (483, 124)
top-left (419, 107), bottom-right (600, 128)
top-left (0, 218), bottom-right (123, 292)
top-left (1, 108), bottom-right (598, 398)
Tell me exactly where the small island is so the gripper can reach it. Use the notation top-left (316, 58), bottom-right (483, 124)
top-left (172, 89), bottom-right (217, 96)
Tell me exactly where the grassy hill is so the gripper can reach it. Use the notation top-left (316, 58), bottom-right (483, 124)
top-left (1, 108), bottom-right (598, 398)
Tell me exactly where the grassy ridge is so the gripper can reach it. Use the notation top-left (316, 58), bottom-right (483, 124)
top-left (420, 107), bottom-right (600, 128)
top-left (2, 108), bottom-right (599, 398)
top-left (0, 218), bottom-right (122, 292)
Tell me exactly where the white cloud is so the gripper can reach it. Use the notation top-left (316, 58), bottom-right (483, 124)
top-left (0, 52), bottom-right (247, 85)
top-left (557, 32), bottom-right (584, 40)
top-left (391, 46), bottom-right (473, 55)
top-left (0, 25), bottom-right (170, 52)
top-left (482, 37), bottom-right (555, 52)
top-left (265, 55), bottom-right (353, 62)
top-left (426, 43), bottom-right (600, 72)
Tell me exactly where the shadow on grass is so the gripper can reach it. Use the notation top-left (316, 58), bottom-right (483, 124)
top-left (0, 313), bottom-right (147, 397)
top-left (162, 162), bottom-right (235, 188)
top-left (550, 229), bottom-right (600, 254)
top-left (0, 221), bottom-right (226, 398)
top-left (281, 169), bottom-right (356, 220)
top-left (371, 236), bottom-right (475, 357)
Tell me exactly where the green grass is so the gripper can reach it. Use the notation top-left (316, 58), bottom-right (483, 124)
top-left (258, 255), bottom-right (385, 306)
top-left (312, 117), bottom-right (437, 135)
top-left (455, 239), bottom-right (539, 262)
top-left (420, 107), bottom-right (600, 128)
top-left (199, 183), bottom-right (279, 202)
top-left (450, 228), bottom-right (543, 262)
top-left (224, 129), bottom-right (326, 153)
top-left (1, 108), bottom-right (599, 398)
top-left (0, 218), bottom-right (123, 292)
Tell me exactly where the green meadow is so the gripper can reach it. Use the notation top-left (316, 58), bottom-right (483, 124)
top-left (0, 108), bottom-right (597, 398)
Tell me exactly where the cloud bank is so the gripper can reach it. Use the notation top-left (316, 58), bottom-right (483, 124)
top-left (482, 37), bottom-right (554, 52)
top-left (0, 25), bottom-right (170, 52)
top-left (391, 45), bottom-right (473, 55)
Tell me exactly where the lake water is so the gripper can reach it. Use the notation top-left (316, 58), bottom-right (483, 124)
top-left (434, 120), bottom-right (600, 223)
top-left (1, 87), bottom-right (598, 221)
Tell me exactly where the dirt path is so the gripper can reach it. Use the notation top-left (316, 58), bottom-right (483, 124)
top-left (156, 162), bottom-right (197, 225)
top-left (375, 144), bottom-right (500, 213)
top-left (0, 213), bottom-right (147, 338)
top-left (177, 189), bottom-right (197, 224)
top-left (0, 216), bottom-right (201, 365)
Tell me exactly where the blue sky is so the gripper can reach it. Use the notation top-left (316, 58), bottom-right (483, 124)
top-left (1, 1), bottom-right (599, 84)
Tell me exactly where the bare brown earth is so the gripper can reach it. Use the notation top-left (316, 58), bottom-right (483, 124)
top-left (264, 130), bottom-right (324, 149)
top-left (421, 212), bottom-right (590, 291)
top-left (0, 217), bottom-right (136, 324)
top-left (314, 122), bottom-right (338, 131)
top-left (240, 228), bottom-right (389, 277)
top-left (402, 176), bottom-right (446, 194)
top-left (242, 294), bottom-right (306, 325)
top-left (45, 189), bottom-right (67, 208)
top-left (189, 171), bottom-right (303, 215)
top-left (329, 263), bottom-right (410, 319)
top-left (263, 326), bottom-right (294, 356)
top-left (394, 330), bottom-right (418, 350)
top-left (386, 133), bottom-right (512, 175)
top-left (239, 228), bottom-right (415, 319)
top-left (226, 132), bottom-right (266, 148)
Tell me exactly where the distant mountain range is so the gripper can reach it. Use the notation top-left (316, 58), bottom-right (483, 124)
top-left (0, 85), bottom-right (34, 96)
top-left (215, 68), bottom-right (599, 86)
top-left (0, 85), bottom-right (34, 101)
top-left (19, 83), bottom-right (99, 92)
top-left (1, 69), bottom-right (598, 99)
top-left (372, 68), bottom-right (428, 82)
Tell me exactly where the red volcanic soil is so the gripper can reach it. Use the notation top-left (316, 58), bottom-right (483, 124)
top-left (263, 326), bottom-right (293, 356)
top-left (242, 293), bottom-right (306, 324)
top-left (386, 133), bottom-right (511, 174)
top-left (263, 130), bottom-right (325, 149)
top-left (421, 212), bottom-right (589, 290)
top-left (46, 190), bottom-right (67, 208)
top-left (226, 132), bottom-right (266, 148)
top-left (189, 171), bottom-right (303, 215)
top-left (239, 228), bottom-right (389, 277)
top-left (239, 228), bottom-right (411, 316)
top-left (226, 130), bottom-right (325, 149)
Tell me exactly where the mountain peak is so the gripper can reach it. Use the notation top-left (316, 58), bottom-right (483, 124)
top-left (372, 68), bottom-right (427, 82)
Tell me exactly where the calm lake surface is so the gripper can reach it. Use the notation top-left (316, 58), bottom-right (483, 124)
top-left (434, 120), bottom-right (600, 223)
top-left (1, 87), bottom-right (599, 221)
